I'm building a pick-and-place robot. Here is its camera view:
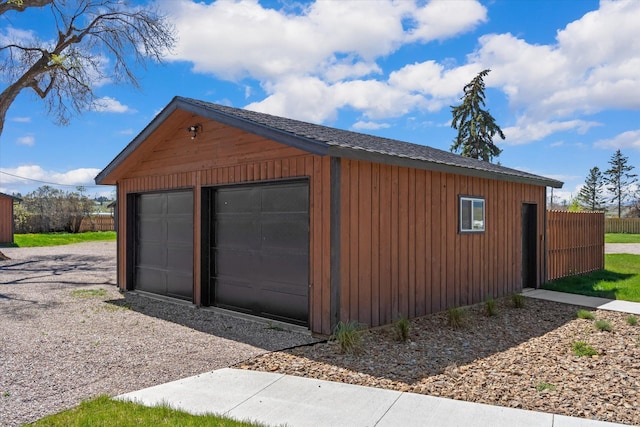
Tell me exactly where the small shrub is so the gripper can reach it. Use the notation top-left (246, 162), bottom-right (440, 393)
top-left (535, 382), bottom-right (556, 392)
top-left (331, 321), bottom-right (365, 354)
top-left (511, 293), bottom-right (526, 308)
top-left (627, 316), bottom-right (638, 326)
top-left (572, 341), bottom-right (597, 357)
top-left (394, 317), bottom-right (411, 342)
top-left (447, 307), bottom-right (467, 329)
top-left (484, 297), bottom-right (497, 317)
top-left (595, 320), bottom-right (613, 332)
top-left (576, 309), bottom-right (595, 320)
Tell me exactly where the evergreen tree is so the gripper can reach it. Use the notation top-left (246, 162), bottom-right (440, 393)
top-left (577, 167), bottom-right (606, 211)
top-left (450, 69), bottom-right (505, 162)
top-left (605, 149), bottom-right (637, 218)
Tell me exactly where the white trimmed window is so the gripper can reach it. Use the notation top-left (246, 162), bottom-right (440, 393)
top-left (460, 196), bottom-right (485, 232)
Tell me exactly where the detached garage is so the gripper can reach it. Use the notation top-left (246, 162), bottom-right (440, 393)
top-left (96, 96), bottom-right (563, 335)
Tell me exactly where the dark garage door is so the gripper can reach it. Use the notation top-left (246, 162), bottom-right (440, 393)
top-left (135, 191), bottom-right (193, 300)
top-left (211, 181), bottom-right (309, 326)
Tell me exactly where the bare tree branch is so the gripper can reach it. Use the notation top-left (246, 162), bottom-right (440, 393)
top-left (0, 0), bottom-right (52, 16)
top-left (0, 0), bottom-right (176, 135)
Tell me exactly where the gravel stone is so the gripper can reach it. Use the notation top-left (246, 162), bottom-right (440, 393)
top-left (0, 242), bottom-right (318, 427)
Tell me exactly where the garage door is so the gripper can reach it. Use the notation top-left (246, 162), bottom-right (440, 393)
top-left (135, 191), bottom-right (193, 300)
top-left (212, 181), bottom-right (309, 326)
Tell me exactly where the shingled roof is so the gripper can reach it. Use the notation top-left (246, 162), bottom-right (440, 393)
top-left (96, 96), bottom-right (563, 188)
top-left (0, 192), bottom-right (21, 202)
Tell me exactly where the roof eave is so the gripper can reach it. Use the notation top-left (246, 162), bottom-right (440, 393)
top-left (328, 146), bottom-right (564, 189)
top-left (95, 97), bottom-right (329, 185)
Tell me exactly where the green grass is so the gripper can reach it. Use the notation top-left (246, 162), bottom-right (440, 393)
top-left (605, 233), bottom-right (640, 243)
top-left (394, 316), bottom-right (411, 342)
top-left (447, 306), bottom-right (467, 329)
top-left (484, 297), bottom-right (498, 317)
top-left (576, 309), bottom-right (595, 320)
top-left (572, 341), bottom-right (597, 357)
top-left (594, 319), bottom-right (613, 332)
top-left (31, 395), bottom-right (266, 426)
top-left (543, 254), bottom-right (640, 302)
top-left (535, 382), bottom-right (557, 392)
top-left (9, 231), bottom-right (116, 247)
top-left (331, 320), bottom-right (365, 354)
top-left (71, 289), bottom-right (108, 298)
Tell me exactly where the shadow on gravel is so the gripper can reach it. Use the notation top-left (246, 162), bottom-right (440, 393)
top-left (0, 254), bottom-right (116, 287)
top-left (105, 293), bottom-right (321, 351)
top-left (0, 294), bottom-right (61, 320)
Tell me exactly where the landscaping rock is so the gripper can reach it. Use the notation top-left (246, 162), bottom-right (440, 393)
top-left (236, 298), bottom-right (640, 426)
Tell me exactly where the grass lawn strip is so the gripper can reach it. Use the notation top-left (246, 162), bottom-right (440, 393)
top-left (10, 231), bottom-right (116, 247)
top-left (31, 395), bottom-right (266, 427)
top-left (544, 254), bottom-right (640, 302)
top-left (605, 233), bottom-right (640, 244)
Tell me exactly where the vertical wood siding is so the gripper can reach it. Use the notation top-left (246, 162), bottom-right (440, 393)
top-left (0, 196), bottom-right (15, 243)
top-left (338, 159), bottom-right (546, 328)
top-left (115, 147), bottom-right (333, 333)
top-left (547, 211), bottom-right (604, 280)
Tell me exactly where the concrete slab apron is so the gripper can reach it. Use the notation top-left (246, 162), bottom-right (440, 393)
top-left (376, 392), bottom-right (552, 427)
top-left (227, 373), bottom-right (401, 427)
top-left (118, 368), bottom-right (631, 427)
top-left (117, 369), bottom-right (284, 416)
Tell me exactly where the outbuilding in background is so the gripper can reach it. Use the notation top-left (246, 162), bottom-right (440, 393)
top-left (0, 192), bottom-right (21, 244)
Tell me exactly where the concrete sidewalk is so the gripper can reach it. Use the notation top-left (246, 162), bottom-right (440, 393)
top-left (118, 290), bottom-right (639, 427)
top-left (118, 368), bottom-right (628, 427)
top-left (523, 288), bottom-right (640, 315)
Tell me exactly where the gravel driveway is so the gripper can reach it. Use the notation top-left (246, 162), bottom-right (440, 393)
top-left (0, 242), bottom-right (318, 427)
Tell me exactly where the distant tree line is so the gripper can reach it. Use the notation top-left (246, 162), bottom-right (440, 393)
top-left (574, 149), bottom-right (638, 217)
top-left (14, 186), bottom-right (94, 233)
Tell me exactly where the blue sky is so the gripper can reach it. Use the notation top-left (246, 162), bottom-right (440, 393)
top-left (1, 0), bottom-right (639, 205)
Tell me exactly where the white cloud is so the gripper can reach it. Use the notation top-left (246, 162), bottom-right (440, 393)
top-left (594, 130), bottom-right (640, 150)
top-left (502, 119), bottom-right (601, 145)
top-left (159, 0), bottom-right (639, 147)
top-left (11, 117), bottom-right (31, 123)
top-left (405, 0), bottom-right (487, 42)
top-left (16, 135), bottom-right (35, 146)
top-left (162, 0), bottom-right (485, 82)
top-left (353, 121), bottom-right (390, 130)
top-left (473, 0), bottom-right (640, 120)
top-left (0, 165), bottom-right (101, 187)
top-left (91, 96), bottom-right (133, 113)
top-left (246, 75), bottom-right (426, 123)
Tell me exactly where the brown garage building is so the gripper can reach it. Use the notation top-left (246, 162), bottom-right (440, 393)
top-left (96, 96), bottom-right (563, 335)
top-left (0, 192), bottom-right (20, 244)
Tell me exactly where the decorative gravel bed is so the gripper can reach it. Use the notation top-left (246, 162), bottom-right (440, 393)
top-left (237, 297), bottom-right (640, 426)
top-left (0, 242), bottom-right (317, 427)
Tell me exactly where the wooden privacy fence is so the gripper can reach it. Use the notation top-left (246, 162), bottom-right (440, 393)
top-left (79, 215), bottom-right (115, 232)
top-left (605, 218), bottom-right (640, 234)
top-left (546, 210), bottom-right (604, 281)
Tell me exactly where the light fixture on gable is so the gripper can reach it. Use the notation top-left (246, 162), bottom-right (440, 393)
top-left (186, 123), bottom-right (202, 140)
